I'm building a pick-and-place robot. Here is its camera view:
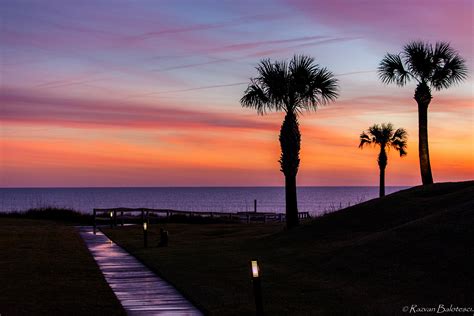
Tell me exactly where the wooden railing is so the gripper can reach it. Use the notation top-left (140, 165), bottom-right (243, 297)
top-left (93, 208), bottom-right (311, 231)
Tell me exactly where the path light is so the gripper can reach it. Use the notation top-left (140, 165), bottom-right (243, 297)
top-left (143, 221), bottom-right (148, 248)
top-left (251, 260), bottom-right (259, 277)
top-left (250, 260), bottom-right (263, 315)
top-left (110, 211), bottom-right (113, 228)
top-left (93, 209), bottom-right (97, 234)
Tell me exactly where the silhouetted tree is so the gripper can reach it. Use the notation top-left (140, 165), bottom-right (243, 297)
top-left (241, 55), bottom-right (338, 228)
top-left (359, 123), bottom-right (408, 197)
top-left (378, 41), bottom-right (467, 185)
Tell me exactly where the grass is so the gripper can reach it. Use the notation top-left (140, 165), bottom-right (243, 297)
top-left (0, 206), bottom-right (239, 225)
top-left (0, 218), bottom-right (125, 315)
top-left (0, 207), bottom-right (93, 224)
top-left (103, 181), bottom-right (474, 315)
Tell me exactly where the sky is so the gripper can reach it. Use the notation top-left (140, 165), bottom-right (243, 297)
top-left (1, 0), bottom-right (473, 187)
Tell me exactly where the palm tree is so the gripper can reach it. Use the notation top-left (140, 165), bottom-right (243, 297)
top-left (240, 55), bottom-right (338, 229)
top-left (359, 123), bottom-right (408, 197)
top-left (378, 41), bottom-right (467, 185)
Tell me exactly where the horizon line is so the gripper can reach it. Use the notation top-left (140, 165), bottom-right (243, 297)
top-left (0, 185), bottom-right (414, 189)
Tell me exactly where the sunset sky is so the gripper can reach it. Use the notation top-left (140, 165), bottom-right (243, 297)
top-left (1, 0), bottom-right (473, 187)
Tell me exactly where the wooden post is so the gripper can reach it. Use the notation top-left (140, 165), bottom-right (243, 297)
top-left (93, 209), bottom-right (96, 234)
top-left (247, 214), bottom-right (250, 224)
top-left (114, 210), bottom-right (117, 227)
top-left (141, 209), bottom-right (144, 224)
top-left (121, 211), bottom-right (124, 226)
top-left (250, 260), bottom-right (264, 316)
top-left (254, 199), bottom-right (257, 213)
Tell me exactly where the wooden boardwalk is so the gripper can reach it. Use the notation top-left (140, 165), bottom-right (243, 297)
top-left (93, 207), bottom-right (311, 229)
top-left (79, 227), bottom-right (203, 315)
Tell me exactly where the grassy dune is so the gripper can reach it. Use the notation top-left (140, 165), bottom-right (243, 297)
top-left (103, 181), bottom-right (474, 315)
top-left (0, 219), bottom-right (124, 315)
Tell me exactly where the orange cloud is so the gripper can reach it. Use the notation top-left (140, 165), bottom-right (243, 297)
top-left (1, 87), bottom-right (472, 187)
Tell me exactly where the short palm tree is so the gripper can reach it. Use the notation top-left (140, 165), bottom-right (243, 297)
top-left (378, 41), bottom-right (467, 185)
top-left (359, 123), bottom-right (408, 197)
top-left (240, 55), bottom-right (338, 229)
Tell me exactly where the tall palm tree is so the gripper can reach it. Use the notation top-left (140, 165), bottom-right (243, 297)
top-left (359, 123), bottom-right (408, 197)
top-left (378, 41), bottom-right (467, 185)
top-left (241, 55), bottom-right (338, 229)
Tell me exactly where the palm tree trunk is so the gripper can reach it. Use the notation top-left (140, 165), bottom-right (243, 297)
top-left (415, 83), bottom-right (434, 185)
top-left (279, 111), bottom-right (301, 229)
top-left (379, 167), bottom-right (386, 197)
top-left (285, 175), bottom-right (299, 228)
top-left (378, 147), bottom-right (387, 198)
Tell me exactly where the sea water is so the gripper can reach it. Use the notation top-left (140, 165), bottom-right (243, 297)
top-left (0, 187), bottom-right (407, 216)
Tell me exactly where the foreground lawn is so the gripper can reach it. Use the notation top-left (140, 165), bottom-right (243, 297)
top-left (0, 219), bottom-right (124, 316)
top-left (104, 181), bottom-right (474, 315)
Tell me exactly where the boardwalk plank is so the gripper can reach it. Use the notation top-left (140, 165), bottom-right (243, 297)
top-left (78, 227), bottom-right (202, 316)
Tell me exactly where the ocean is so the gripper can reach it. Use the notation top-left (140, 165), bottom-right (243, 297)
top-left (0, 187), bottom-right (407, 216)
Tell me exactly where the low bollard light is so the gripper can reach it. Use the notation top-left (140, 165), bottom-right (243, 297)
top-left (143, 221), bottom-right (148, 248)
top-left (110, 211), bottom-right (113, 228)
top-left (250, 260), bottom-right (264, 316)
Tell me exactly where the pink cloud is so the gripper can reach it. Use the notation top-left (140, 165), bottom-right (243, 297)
top-left (286, 0), bottom-right (473, 58)
top-left (0, 87), bottom-right (279, 131)
top-left (129, 82), bottom-right (248, 99)
top-left (127, 14), bottom-right (283, 41)
top-left (245, 37), bottom-right (362, 58)
top-left (209, 35), bottom-right (329, 53)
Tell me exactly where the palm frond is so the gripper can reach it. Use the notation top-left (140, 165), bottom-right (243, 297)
top-left (378, 53), bottom-right (410, 86)
top-left (242, 54), bottom-right (338, 116)
top-left (432, 42), bottom-right (455, 64)
top-left (289, 55), bottom-right (318, 108)
top-left (255, 58), bottom-right (289, 109)
top-left (403, 41), bottom-right (433, 81)
top-left (431, 45), bottom-right (468, 90)
top-left (360, 123), bottom-right (407, 157)
top-left (296, 67), bottom-right (339, 111)
top-left (392, 140), bottom-right (407, 156)
top-left (391, 127), bottom-right (407, 140)
top-left (381, 122), bottom-right (394, 140)
top-left (367, 124), bottom-right (385, 144)
top-left (289, 55), bottom-right (317, 75)
top-left (359, 131), bottom-right (372, 148)
top-left (390, 127), bottom-right (408, 156)
top-left (381, 40), bottom-right (468, 93)
top-left (310, 67), bottom-right (339, 105)
top-left (240, 80), bottom-right (272, 115)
